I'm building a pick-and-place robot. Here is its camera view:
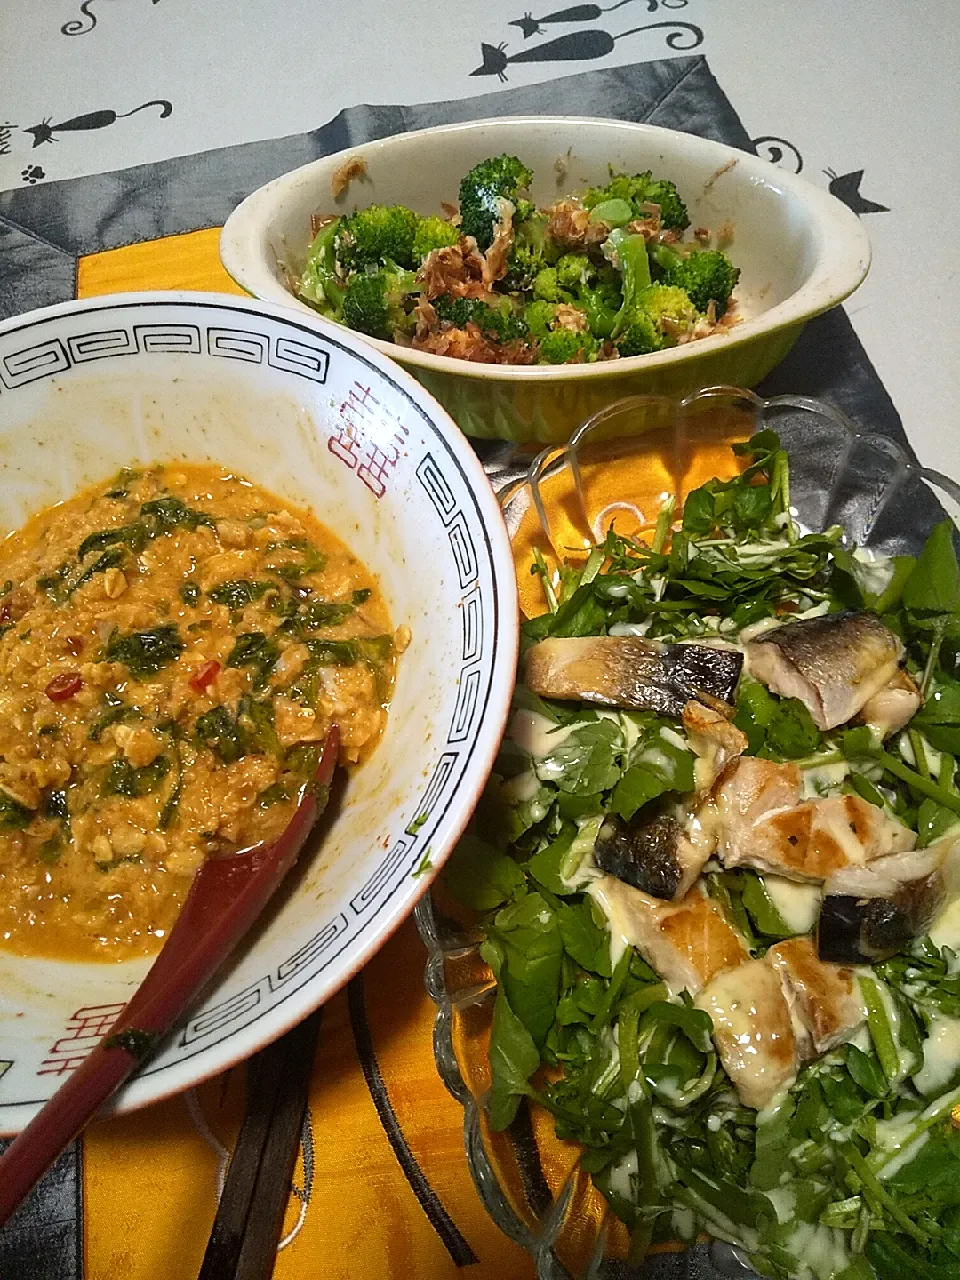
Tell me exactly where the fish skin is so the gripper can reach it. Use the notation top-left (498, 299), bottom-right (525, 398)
top-left (594, 808), bottom-right (708, 901)
top-left (523, 635), bottom-right (742, 715)
top-left (817, 844), bottom-right (951, 962)
top-left (746, 611), bottom-right (904, 730)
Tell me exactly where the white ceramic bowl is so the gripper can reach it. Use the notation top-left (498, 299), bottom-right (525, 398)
top-left (0, 292), bottom-right (517, 1133)
top-left (220, 117), bottom-right (871, 443)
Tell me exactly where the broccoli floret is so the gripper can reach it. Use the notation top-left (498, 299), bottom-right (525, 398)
top-left (616, 312), bottom-right (660, 358)
top-left (554, 253), bottom-right (592, 290)
top-left (412, 215), bottom-right (459, 263)
top-left (458, 154), bottom-right (533, 250)
top-left (640, 283), bottom-right (697, 338)
top-left (532, 267), bottom-right (567, 303)
top-left (584, 170), bottom-right (689, 231)
top-left (538, 329), bottom-right (597, 365)
top-left (298, 218), bottom-right (345, 318)
top-left (334, 205), bottom-right (420, 271)
top-left (576, 268), bottom-right (622, 340)
top-left (523, 299), bottom-right (559, 340)
top-left (341, 266), bottom-right (418, 339)
top-left (650, 243), bottom-right (740, 313)
top-left (504, 212), bottom-right (548, 291)
top-left (433, 294), bottom-right (529, 344)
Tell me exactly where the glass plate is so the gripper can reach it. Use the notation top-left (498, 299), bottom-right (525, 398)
top-left (415, 388), bottom-right (960, 1280)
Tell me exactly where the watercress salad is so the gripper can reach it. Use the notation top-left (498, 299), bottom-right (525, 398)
top-left (445, 431), bottom-right (960, 1279)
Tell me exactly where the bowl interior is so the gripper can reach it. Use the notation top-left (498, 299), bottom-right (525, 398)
top-left (227, 117), bottom-right (846, 334)
top-left (0, 295), bottom-right (516, 1132)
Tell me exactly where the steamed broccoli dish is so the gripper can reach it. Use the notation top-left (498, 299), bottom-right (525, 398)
top-left (296, 156), bottom-right (741, 366)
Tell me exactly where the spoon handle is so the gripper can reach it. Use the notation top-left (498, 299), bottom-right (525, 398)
top-left (0, 728), bottom-right (339, 1227)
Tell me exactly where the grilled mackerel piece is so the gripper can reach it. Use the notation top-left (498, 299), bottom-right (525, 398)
top-left (714, 757), bottom-right (915, 882)
top-left (817, 842), bottom-right (957, 963)
top-left (523, 636), bottom-right (743, 717)
top-left (746, 611), bottom-right (904, 731)
top-left (695, 959), bottom-right (800, 1109)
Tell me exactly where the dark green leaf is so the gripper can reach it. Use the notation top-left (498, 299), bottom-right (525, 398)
top-left (844, 1043), bottom-right (888, 1098)
top-left (527, 825), bottom-right (575, 895)
top-left (77, 521), bottom-right (150, 561)
top-left (140, 495), bottom-right (215, 532)
top-left (902, 521), bottom-right (960, 620)
top-left (106, 625), bottom-right (184, 679)
top-left (444, 832), bottom-right (526, 910)
top-left (195, 706), bottom-right (248, 765)
top-left (227, 632), bottom-right (281, 690)
top-left (0, 788), bottom-right (32, 831)
top-left (555, 898), bottom-right (613, 977)
top-left (487, 990), bottom-right (540, 1131)
top-left (538, 720), bottom-right (623, 796)
top-left (101, 754), bottom-right (171, 798)
top-left (488, 892), bottom-right (563, 1047)
top-left (764, 697), bottom-right (822, 759)
top-left (207, 579), bottom-right (274, 609)
top-left (915, 675), bottom-right (960, 754)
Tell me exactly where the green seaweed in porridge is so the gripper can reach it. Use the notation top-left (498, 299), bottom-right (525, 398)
top-left (0, 465), bottom-right (403, 961)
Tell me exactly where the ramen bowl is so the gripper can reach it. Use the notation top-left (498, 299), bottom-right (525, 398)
top-left (0, 291), bottom-right (517, 1132)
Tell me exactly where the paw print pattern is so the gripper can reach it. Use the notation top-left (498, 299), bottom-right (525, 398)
top-left (21, 165), bottom-right (45, 184)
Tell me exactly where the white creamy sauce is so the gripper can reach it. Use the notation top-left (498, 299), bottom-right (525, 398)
top-left (659, 726), bottom-right (688, 752)
top-left (800, 760), bottom-right (850, 799)
top-left (851, 546), bottom-right (896, 597)
top-left (605, 1151), bottom-right (637, 1203)
top-left (912, 1014), bottom-right (960, 1097)
top-left (609, 619), bottom-right (653, 637)
top-left (588, 877), bottom-right (634, 969)
top-left (782, 1222), bottom-right (851, 1279)
top-left (508, 709), bottom-right (574, 759)
top-left (879, 1130), bottom-right (931, 1181)
top-left (500, 770), bottom-right (540, 804)
top-left (763, 877), bottom-right (822, 934)
top-left (930, 894), bottom-right (960, 950)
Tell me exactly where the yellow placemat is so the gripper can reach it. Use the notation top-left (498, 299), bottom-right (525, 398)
top-left (76, 233), bottom-right (535, 1280)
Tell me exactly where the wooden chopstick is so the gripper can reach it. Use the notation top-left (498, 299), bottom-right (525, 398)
top-left (197, 1007), bottom-right (323, 1280)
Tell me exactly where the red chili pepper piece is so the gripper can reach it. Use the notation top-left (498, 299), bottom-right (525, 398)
top-left (45, 672), bottom-right (83, 702)
top-left (189, 660), bottom-right (221, 692)
top-left (65, 636), bottom-right (85, 657)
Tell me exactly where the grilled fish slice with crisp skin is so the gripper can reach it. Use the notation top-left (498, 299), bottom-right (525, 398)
top-left (746, 611), bottom-right (904, 730)
top-left (766, 935), bottom-right (864, 1057)
top-left (588, 876), bottom-right (747, 996)
top-left (715, 757), bottom-right (915, 882)
top-left (593, 806), bottom-right (713, 901)
top-left (591, 702), bottom-right (744, 901)
top-left (523, 636), bottom-right (743, 717)
top-left (694, 959), bottom-right (800, 1109)
top-left (817, 842), bottom-right (955, 963)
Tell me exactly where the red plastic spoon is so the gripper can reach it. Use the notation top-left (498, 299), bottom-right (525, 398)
top-left (0, 726), bottom-right (340, 1228)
